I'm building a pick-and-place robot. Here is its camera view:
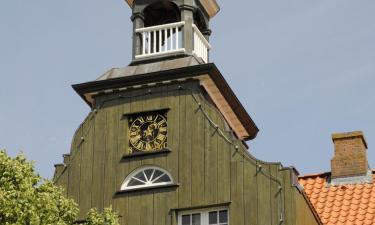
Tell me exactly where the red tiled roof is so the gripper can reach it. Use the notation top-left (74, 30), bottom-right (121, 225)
top-left (299, 171), bottom-right (375, 225)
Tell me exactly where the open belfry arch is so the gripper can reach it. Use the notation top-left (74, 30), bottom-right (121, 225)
top-left (53, 1), bottom-right (322, 224)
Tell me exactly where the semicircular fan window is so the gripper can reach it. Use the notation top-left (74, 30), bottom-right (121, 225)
top-left (121, 167), bottom-right (174, 191)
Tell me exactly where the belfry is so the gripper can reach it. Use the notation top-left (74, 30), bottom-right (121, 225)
top-left (54, 1), bottom-right (322, 224)
top-left (129, 0), bottom-right (216, 63)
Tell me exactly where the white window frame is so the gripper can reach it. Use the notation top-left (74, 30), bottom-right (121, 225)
top-left (178, 207), bottom-right (229, 225)
top-left (120, 166), bottom-right (174, 191)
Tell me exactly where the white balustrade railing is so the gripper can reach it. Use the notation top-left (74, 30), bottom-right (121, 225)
top-left (135, 21), bottom-right (185, 59)
top-left (135, 22), bottom-right (211, 63)
top-left (193, 24), bottom-right (212, 63)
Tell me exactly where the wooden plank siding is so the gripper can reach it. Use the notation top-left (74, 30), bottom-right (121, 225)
top-left (54, 80), bottom-right (321, 225)
top-left (77, 115), bottom-right (94, 219)
top-left (216, 113), bottom-right (231, 204)
top-left (243, 159), bottom-right (258, 225)
top-left (270, 165), bottom-right (281, 225)
top-left (204, 98), bottom-right (219, 205)
top-left (190, 86), bottom-right (205, 207)
top-left (178, 85), bottom-right (191, 208)
top-left (67, 121), bottom-right (83, 206)
top-left (115, 92), bottom-right (131, 225)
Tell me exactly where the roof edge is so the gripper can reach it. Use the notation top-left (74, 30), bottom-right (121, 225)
top-left (299, 170), bottom-right (375, 179)
top-left (298, 171), bottom-right (332, 179)
top-left (72, 63), bottom-right (259, 140)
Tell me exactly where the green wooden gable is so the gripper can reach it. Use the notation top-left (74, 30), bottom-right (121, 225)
top-left (54, 61), bottom-right (321, 225)
top-left (53, 1), bottom-right (322, 224)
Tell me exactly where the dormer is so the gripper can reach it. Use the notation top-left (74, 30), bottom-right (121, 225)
top-left (127, 0), bottom-right (219, 64)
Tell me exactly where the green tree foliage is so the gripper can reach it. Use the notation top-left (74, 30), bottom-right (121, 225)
top-left (0, 150), bottom-right (120, 225)
top-left (85, 207), bottom-right (120, 225)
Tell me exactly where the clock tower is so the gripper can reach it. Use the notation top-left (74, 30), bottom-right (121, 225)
top-left (53, 1), bottom-right (322, 225)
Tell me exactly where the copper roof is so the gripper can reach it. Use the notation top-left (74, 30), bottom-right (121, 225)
top-left (299, 171), bottom-right (375, 225)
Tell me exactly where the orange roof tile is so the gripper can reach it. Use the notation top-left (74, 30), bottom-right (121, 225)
top-left (299, 171), bottom-right (375, 225)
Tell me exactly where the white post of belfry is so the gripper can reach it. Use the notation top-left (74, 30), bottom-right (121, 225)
top-left (180, 3), bottom-right (195, 55)
top-left (131, 12), bottom-right (144, 60)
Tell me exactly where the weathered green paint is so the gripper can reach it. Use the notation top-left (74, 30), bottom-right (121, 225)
top-left (55, 80), bottom-right (320, 225)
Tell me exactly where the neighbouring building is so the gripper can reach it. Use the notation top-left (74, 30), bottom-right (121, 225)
top-left (53, 1), bottom-right (322, 224)
top-left (299, 131), bottom-right (375, 225)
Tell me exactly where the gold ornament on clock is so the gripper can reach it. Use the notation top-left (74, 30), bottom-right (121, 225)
top-left (128, 112), bottom-right (167, 153)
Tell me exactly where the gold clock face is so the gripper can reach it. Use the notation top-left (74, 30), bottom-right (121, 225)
top-left (129, 113), bottom-right (167, 152)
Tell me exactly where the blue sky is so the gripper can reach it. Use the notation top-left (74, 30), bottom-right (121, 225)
top-left (1, 0), bottom-right (374, 178)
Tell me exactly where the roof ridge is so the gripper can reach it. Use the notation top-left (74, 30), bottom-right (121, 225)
top-left (299, 169), bottom-right (375, 179)
top-left (298, 171), bottom-right (331, 179)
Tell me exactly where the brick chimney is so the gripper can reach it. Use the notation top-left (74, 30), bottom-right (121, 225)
top-left (331, 131), bottom-right (369, 179)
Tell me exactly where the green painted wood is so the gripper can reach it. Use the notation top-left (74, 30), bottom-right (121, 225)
top-left (148, 85), bottom-right (169, 225)
top-left (56, 167), bottom-right (69, 196)
top-left (288, 172), bottom-right (297, 225)
top-left (282, 169), bottom-right (294, 225)
top-left (61, 154), bottom-right (72, 197)
top-left (141, 191), bottom-right (155, 225)
top-left (295, 192), bottom-right (306, 224)
top-left (171, 210), bottom-right (177, 225)
top-left (126, 88), bottom-right (146, 225)
top-left (178, 83), bottom-right (191, 207)
top-left (140, 146), bottom-right (155, 225)
top-left (127, 87), bottom-right (145, 173)
top-left (230, 160), bottom-right (238, 225)
top-left (295, 189), bottom-right (320, 224)
top-left (68, 123), bottom-right (83, 208)
top-left (295, 194), bottom-right (304, 224)
top-left (53, 165), bottom-right (65, 184)
top-left (78, 116), bottom-right (94, 219)
top-left (153, 189), bottom-right (167, 225)
top-left (217, 115), bottom-right (231, 203)
top-left (128, 193), bottom-right (141, 225)
top-left (204, 104), bottom-right (218, 204)
top-left (91, 98), bottom-right (107, 211)
top-left (166, 83), bottom-right (180, 211)
top-left (103, 99), bottom-right (119, 209)
top-left (63, 154), bottom-right (70, 165)
top-left (257, 164), bottom-right (272, 225)
top-left (238, 160), bottom-right (245, 225)
top-left (270, 165), bottom-right (281, 225)
top-left (230, 161), bottom-right (244, 225)
top-left (190, 90), bottom-right (205, 206)
top-left (115, 92), bottom-right (131, 225)
top-left (243, 158), bottom-right (258, 225)
top-left (55, 81), bottom-right (321, 225)
top-left (160, 83), bottom-right (169, 109)
top-left (140, 86), bottom-right (160, 167)
top-left (127, 160), bottom-right (143, 225)
top-left (153, 86), bottom-right (167, 170)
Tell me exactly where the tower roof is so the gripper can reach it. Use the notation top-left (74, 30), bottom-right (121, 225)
top-left (72, 57), bottom-right (259, 141)
top-left (124, 0), bottom-right (220, 18)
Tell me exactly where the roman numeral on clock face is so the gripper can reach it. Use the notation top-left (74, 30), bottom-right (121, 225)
top-left (157, 133), bottom-right (166, 142)
top-left (159, 126), bottom-right (167, 132)
top-left (136, 140), bottom-right (144, 150)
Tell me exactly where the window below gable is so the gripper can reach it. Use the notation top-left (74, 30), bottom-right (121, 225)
top-left (178, 208), bottom-right (229, 225)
